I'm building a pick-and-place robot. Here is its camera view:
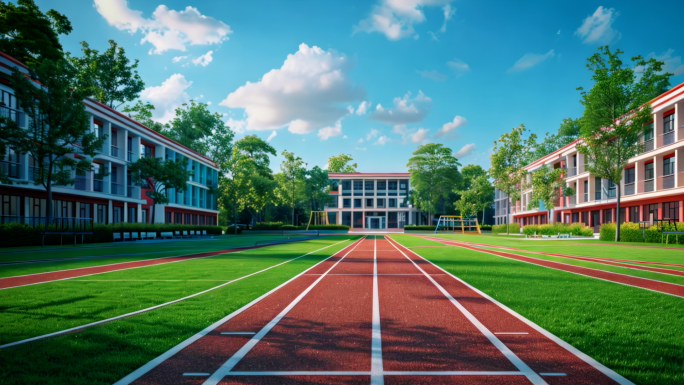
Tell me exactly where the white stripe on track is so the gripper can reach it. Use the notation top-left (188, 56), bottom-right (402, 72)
top-left (371, 236), bottom-right (384, 385)
top-left (1, 239), bottom-right (354, 351)
top-left (384, 236), bottom-right (547, 385)
top-left (201, 237), bottom-right (367, 385)
top-left (219, 371), bottom-right (525, 376)
top-left (387, 236), bottom-right (636, 385)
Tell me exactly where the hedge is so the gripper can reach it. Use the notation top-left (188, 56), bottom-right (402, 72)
top-left (222, 225), bottom-right (243, 235)
top-left (252, 223), bottom-right (349, 231)
top-left (0, 222), bottom-right (223, 248)
top-left (492, 223), bottom-right (520, 234)
top-left (522, 223), bottom-right (593, 237)
top-left (599, 222), bottom-right (684, 244)
top-left (403, 225), bottom-right (436, 231)
top-left (479, 225), bottom-right (492, 231)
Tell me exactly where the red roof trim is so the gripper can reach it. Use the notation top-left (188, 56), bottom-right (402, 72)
top-left (651, 81), bottom-right (684, 108)
top-left (523, 138), bottom-right (581, 170)
top-left (0, 51), bottom-right (28, 69)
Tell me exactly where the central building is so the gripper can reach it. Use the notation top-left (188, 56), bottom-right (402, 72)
top-left (324, 173), bottom-right (427, 230)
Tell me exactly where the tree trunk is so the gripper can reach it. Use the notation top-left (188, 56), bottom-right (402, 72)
top-left (234, 200), bottom-right (237, 235)
top-left (291, 178), bottom-right (295, 226)
top-left (45, 178), bottom-right (52, 232)
top-left (506, 192), bottom-right (510, 234)
top-left (615, 182), bottom-right (621, 242)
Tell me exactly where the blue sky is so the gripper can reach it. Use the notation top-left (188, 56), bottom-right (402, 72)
top-left (34, 0), bottom-right (684, 172)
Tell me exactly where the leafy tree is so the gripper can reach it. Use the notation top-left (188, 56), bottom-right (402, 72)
top-left (0, 0), bottom-right (72, 66)
top-left (407, 143), bottom-right (462, 222)
top-left (122, 101), bottom-right (167, 133)
top-left (232, 134), bottom-right (275, 175)
top-left (327, 154), bottom-right (357, 173)
top-left (166, 101), bottom-right (229, 156)
top-left (455, 174), bottom-right (494, 225)
top-left (528, 118), bottom-right (581, 164)
top-left (306, 166), bottom-right (331, 211)
top-left (130, 157), bottom-right (192, 223)
top-left (576, 46), bottom-right (671, 241)
top-left (460, 164), bottom-right (487, 190)
top-left (2, 58), bottom-right (104, 229)
top-left (489, 124), bottom-right (536, 234)
top-left (280, 150), bottom-right (307, 225)
top-left (527, 166), bottom-right (564, 223)
top-left (69, 40), bottom-right (144, 109)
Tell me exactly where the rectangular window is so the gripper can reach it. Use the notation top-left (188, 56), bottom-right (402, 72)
top-left (663, 113), bottom-right (674, 133)
top-left (113, 207), bottom-right (122, 224)
top-left (128, 206), bottom-right (137, 223)
top-left (353, 180), bottom-right (363, 196)
top-left (388, 212), bottom-right (398, 228)
top-left (174, 212), bottom-right (182, 223)
top-left (602, 208), bottom-right (612, 223)
top-left (365, 181), bottom-right (374, 196)
top-left (354, 199), bottom-right (362, 208)
top-left (629, 206), bottom-right (639, 223)
top-left (366, 198), bottom-right (373, 208)
top-left (388, 180), bottom-right (398, 196)
top-left (644, 122), bottom-right (654, 141)
top-left (663, 201), bottom-right (679, 221)
top-left (341, 212), bottom-right (352, 226)
top-left (642, 204), bottom-right (658, 222)
top-left (343, 198), bottom-right (351, 208)
top-left (165, 211), bottom-right (171, 224)
top-left (377, 181), bottom-right (386, 196)
top-left (663, 157), bottom-right (674, 175)
top-left (388, 198), bottom-right (397, 208)
top-left (352, 212), bottom-right (363, 228)
top-left (625, 168), bottom-right (635, 184)
top-left (583, 180), bottom-right (588, 202)
top-left (399, 179), bottom-right (408, 196)
top-left (644, 162), bottom-right (654, 180)
top-left (341, 180), bottom-right (351, 196)
top-left (327, 211), bottom-right (337, 225)
top-left (141, 144), bottom-right (152, 158)
top-left (377, 199), bottom-right (386, 208)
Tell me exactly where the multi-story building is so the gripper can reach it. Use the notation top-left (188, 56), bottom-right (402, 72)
top-left (324, 173), bottom-right (426, 229)
top-left (493, 189), bottom-right (509, 225)
top-left (496, 81), bottom-right (684, 232)
top-left (0, 51), bottom-right (219, 226)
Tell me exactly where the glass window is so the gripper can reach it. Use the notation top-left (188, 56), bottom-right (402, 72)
top-left (663, 114), bottom-right (674, 133)
top-left (341, 180), bottom-right (351, 196)
top-left (352, 212), bottom-right (363, 228)
top-left (644, 162), bottom-right (654, 180)
top-left (663, 201), bottom-right (679, 221)
top-left (353, 180), bottom-right (363, 196)
top-left (343, 198), bottom-right (351, 208)
top-left (389, 198), bottom-right (397, 208)
top-left (644, 122), bottom-right (654, 141)
top-left (629, 206), bottom-right (639, 223)
top-left (366, 198), bottom-right (373, 207)
top-left (643, 204), bottom-right (658, 222)
top-left (354, 199), bottom-right (362, 208)
top-left (377, 181), bottom-right (386, 196)
top-left (663, 157), bottom-right (674, 175)
top-left (365, 181), bottom-right (374, 196)
top-left (342, 211), bottom-right (352, 226)
top-left (625, 168), bottom-right (635, 184)
top-left (377, 199), bottom-right (386, 208)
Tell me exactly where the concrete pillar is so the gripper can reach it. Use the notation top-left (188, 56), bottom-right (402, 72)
top-left (123, 202), bottom-right (128, 222)
top-left (103, 121), bottom-right (112, 156)
top-left (588, 177), bottom-right (595, 202)
top-left (137, 203), bottom-right (142, 223)
top-left (635, 160), bottom-right (642, 193)
top-left (108, 200), bottom-right (113, 224)
top-left (676, 148), bottom-right (683, 188)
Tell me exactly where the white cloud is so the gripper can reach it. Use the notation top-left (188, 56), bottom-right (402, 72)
top-left (139, 73), bottom-right (192, 123)
top-left (507, 50), bottom-right (555, 73)
top-left (435, 115), bottom-right (467, 137)
top-left (93, 0), bottom-right (232, 54)
top-left (575, 6), bottom-right (620, 44)
top-left (428, 31), bottom-right (439, 41)
top-left (416, 69), bottom-right (448, 82)
top-left (358, 138), bottom-right (364, 143)
top-left (454, 143), bottom-right (476, 158)
top-left (369, 91), bottom-right (432, 125)
top-left (640, 49), bottom-right (684, 77)
top-left (366, 128), bottom-right (380, 141)
top-left (220, 43), bottom-right (364, 135)
top-left (356, 100), bottom-right (371, 115)
top-left (172, 55), bottom-right (188, 63)
top-left (353, 0), bottom-right (452, 41)
top-left (317, 121), bottom-right (343, 140)
top-left (446, 58), bottom-right (470, 76)
top-left (207, 101), bottom-right (212, 105)
top-left (192, 50), bottom-right (213, 67)
top-left (266, 130), bottom-right (277, 142)
top-left (355, 147), bottom-right (367, 151)
top-left (374, 135), bottom-right (391, 145)
top-left (439, 4), bottom-right (455, 33)
top-left (225, 118), bottom-right (246, 134)
top-left (408, 128), bottom-right (429, 143)
top-left (393, 125), bottom-right (408, 134)
top-left (343, 135), bottom-right (348, 138)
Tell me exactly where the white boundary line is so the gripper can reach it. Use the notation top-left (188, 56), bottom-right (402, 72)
top-left (387, 236), bottom-right (636, 385)
top-left (1, 238), bottom-right (355, 350)
top-left (384, 237), bottom-right (545, 385)
top-left (208, 370), bottom-right (525, 376)
top-left (371, 236), bottom-right (384, 385)
top-left (202, 237), bottom-right (367, 385)
top-left (437, 239), bottom-right (684, 299)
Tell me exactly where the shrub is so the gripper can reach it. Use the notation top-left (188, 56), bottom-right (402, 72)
top-left (252, 222), bottom-right (284, 230)
top-left (479, 225), bottom-right (492, 231)
top-left (491, 223), bottom-right (520, 234)
top-left (522, 223), bottom-right (593, 237)
top-left (403, 225), bottom-right (435, 231)
top-left (308, 225), bottom-right (350, 230)
top-left (223, 225), bottom-right (243, 235)
top-left (599, 222), bottom-right (684, 244)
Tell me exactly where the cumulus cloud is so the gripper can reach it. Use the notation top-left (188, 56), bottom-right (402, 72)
top-left (139, 73), bottom-right (192, 123)
top-left (454, 143), bottom-right (476, 158)
top-left (366, 128), bottom-right (381, 141)
top-left (416, 69), bottom-right (448, 82)
top-left (172, 55), bottom-right (188, 63)
top-left (446, 58), bottom-right (470, 76)
top-left (439, 4), bottom-right (455, 33)
top-left (507, 50), bottom-right (555, 73)
top-left (356, 100), bottom-right (371, 115)
top-left (225, 118), bottom-right (246, 134)
top-left (192, 50), bottom-right (213, 67)
top-left (369, 91), bottom-right (432, 125)
top-left (353, 0), bottom-right (453, 41)
top-left (374, 135), bottom-right (392, 145)
top-left (358, 138), bottom-right (364, 143)
top-left (638, 49), bottom-right (684, 76)
top-left (356, 147), bottom-right (367, 151)
top-left (317, 121), bottom-right (343, 140)
top-left (266, 130), bottom-right (277, 142)
top-left (220, 43), bottom-right (364, 135)
top-left (408, 128), bottom-right (429, 143)
top-left (575, 6), bottom-right (620, 44)
top-left (435, 115), bottom-right (467, 137)
top-left (93, 0), bottom-right (232, 54)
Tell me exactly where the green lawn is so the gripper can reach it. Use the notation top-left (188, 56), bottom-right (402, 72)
top-left (0, 236), bottom-right (356, 346)
top-left (390, 234), bottom-right (684, 385)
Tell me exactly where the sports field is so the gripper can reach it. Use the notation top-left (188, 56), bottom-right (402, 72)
top-left (0, 232), bottom-right (682, 384)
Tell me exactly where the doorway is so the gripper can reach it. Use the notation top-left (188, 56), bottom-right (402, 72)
top-left (591, 210), bottom-right (600, 233)
top-left (370, 217), bottom-right (380, 229)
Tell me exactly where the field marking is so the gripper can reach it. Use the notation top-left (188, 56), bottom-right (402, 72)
top-left (494, 332), bottom-right (529, 335)
top-left (112, 237), bottom-right (364, 385)
top-left (540, 373), bottom-right (567, 376)
top-left (183, 373), bottom-right (210, 376)
top-left (201, 237), bottom-right (367, 385)
top-left (0, 238), bottom-right (355, 350)
top-left (220, 332), bottom-right (256, 335)
top-left (384, 237), bottom-right (546, 385)
top-left (219, 371), bottom-right (525, 376)
top-left (371, 236), bottom-right (384, 385)
top-left (436, 239), bottom-right (684, 299)
top-left (0, 249), bottom-right (197, 266)
top-left (72, 279), bottom-right (233, 282)
top-left (388, 236), bottom-right (636, 385)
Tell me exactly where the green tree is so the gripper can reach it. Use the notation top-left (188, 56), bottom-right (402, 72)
top-left (576, 46), bottom-right (671, 241)
top-left (130, 157), bottom-right (192, 223)
top-left (2, 58), bottom-right (104, 230)
top-left (306, 166), bottom-right (331, 211)
top-left (327, 154), bottom-right (357, 173)
top-left (122, 101), bottom-right (167, 133)
top-left (455, 174), bottom-right (494, 225)
top-left (280, 150), bottom-right (307, 225)
top-left (527, 166), bottom-right (564, 223)
top-left (489, 124), bottom-right (536, 234)
top-left (407, 143), bottom-right (462, 222)
top-left (166, 101), bottom-right (229, 156)
top-left (529, 118), bottom-right (582, 163)
top-left (0, 0), bottom-right (72, 66)
top-left (232, 134), bottom-right (275, 174)
top-left (460, 164), bottom-right (487, 190)
top-left (69, 40), bottom-right (144, 110)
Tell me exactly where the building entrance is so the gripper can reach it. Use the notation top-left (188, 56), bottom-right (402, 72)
top-left (366, 216), bottom-right (385, 229)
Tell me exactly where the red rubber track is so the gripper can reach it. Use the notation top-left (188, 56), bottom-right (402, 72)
top-left (123, 237), bottom-right (628, 385)
top-left (0, 245), bottom-right (268, 290)
top-left (421, 236), bottom-right (684, 298)
top-left (426, 239), bottom-right (684, 276)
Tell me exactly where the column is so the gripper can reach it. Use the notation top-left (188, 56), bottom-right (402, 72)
top-left (619, 169), bottom-right (625, 198)
top-left (653, 155), bottom-right (659, 191)
top-left (676, 148), bottom-right (683, 188)
top-left (588, 177), bottom-right (595, 202)
top-left (104, 161), bottom-right (112, 194)
top-left (108, 199), bottom-right (113, 224)
top-left (123, 202), bottom-right (128, 222)
top-left (103, 121), bottom-right (112, 156)
top-left (155, 144), bottom-right (165, 160)
top-left (654, 111), bottom-right (662, 148)
top-left (122, 129), bottom-right (128, 159)
top-left (635, 160), bottom-right (642, 193)
top-left (133, 136), bottom-right (142, 159)
top-left (137, 203), bottom-right (142, 223)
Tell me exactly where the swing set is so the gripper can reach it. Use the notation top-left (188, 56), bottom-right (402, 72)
top-left (434, 215), bottom-right (481, 235)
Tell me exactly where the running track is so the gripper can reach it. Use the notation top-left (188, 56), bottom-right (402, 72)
top-left (117, 236), bottom-right (630, 385)
top-left (420, 236), bottom-right (684, 299)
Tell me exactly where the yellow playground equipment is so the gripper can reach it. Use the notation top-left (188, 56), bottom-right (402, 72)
top-left (306, 211), bottom-right (329, 230)
top-left (434, 215), bottom-right (481, 235)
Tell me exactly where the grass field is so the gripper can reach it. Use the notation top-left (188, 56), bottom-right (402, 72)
top-left (0, 235), bottom-right (359, 385)
top-left (390, 234), bottom-right (684, 385)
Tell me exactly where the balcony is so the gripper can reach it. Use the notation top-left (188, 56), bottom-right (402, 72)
top-left (74, 175), bottom-right (91, 191)
top-left (643, 139), bottom-right (654, 152)
top-left (0, 105), bottom-right (26, 127)
top-left (644, 178), bottom-right (654, 193)
top-left (94, 179), bottom-right (104, 192)
top-left (660, 174), bottom-right (675, 190)
top-left (111, 146), bottom-right (120, 158)
top-left (0, 160), bottom-right (20, 179)
top-left (624, 182), bottom-right (635, 196)
top-left (662, 131), bottom-right (675, 146)
top-left (568, 195), bottom-right (576, 206)
top-left (566, 167), bottom-right (577, 177)
top-left (127, 186), bottom-right (139, 198)
top-left (111, 183), bottom-right (124, 196)
top-left (127, 151), bottom-right (136, 162)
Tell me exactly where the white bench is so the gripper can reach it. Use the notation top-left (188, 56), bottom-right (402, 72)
top-left (123, 232), bottom-right (131, 241)
top-left (201, 230), bottom-right (207, 237)
top-left (160, 232), bottom-right (174, 239)
top-left (182, 231), bottom-right (190, 238)
top-left (144, 232), bottom-right (156, 240)
top-left (113, 233), bottom-right (122, 242)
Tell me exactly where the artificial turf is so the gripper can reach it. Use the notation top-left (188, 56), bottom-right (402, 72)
top-left (390, 234), bottom-right (684, 385)
top-left (0, 236), bottom-right (356, 346)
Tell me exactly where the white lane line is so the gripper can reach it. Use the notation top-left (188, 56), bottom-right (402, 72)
top-left (540, 373), bottom-right (567, 376)
top-left (384, 237), bottom-right (547, 385)
top-left (371, 236), bottom-right (384, 385)
top-left (201, 237), bottom-right (367, 385)
top-left (389, 236), bottom-right (636, 385)
top-left (183, 373), bottom-right (210, 376)
top-left (220, 332), bottom-right (256, 335)
top-left (304, 274), bottom-right (425, 276)
top-left (113, 237), bottom-right (362, 385)
top-left (495, 332), bottom-right (529, 335)
top-left (2, 239), bottom-right (355, 351)
top-left (221, 371), bottom-right (524, 376)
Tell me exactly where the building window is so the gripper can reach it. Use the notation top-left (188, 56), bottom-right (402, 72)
top-left (353, 212), bottom-right (363, 228)
top-left (625, 168), bottom-right (635, 184)
top-left (174, 212), bottom-right (182, 223)
top-left (388, 180), bottom-right (397, 196)
top-left (377, 199), bottom-right (385, 208)
top-left (343, 198), bottom-right (351, 208)
top-left (644, 162), bottom-right (654, 180)
top-left (602, 208), bottom-right (612, 223)
top-left (388, 198), bottom-right (397, 208)
top-left (400, 180), bottom-right (408, 196)
top-left (663, 113), bottom-right (674, 133)
top-left (128, 206), bottom-right (137, 223)
top-left (113, 207), bottom-right (122, 223)
top-left (341, 212), bottom-right (351, 226)
top-left (141, 144), bottom-right (152, 158)
top-left (663, 201), bottom-right (679, 221)
top-left (341, 180), bottom-right (351, 196)
top-left (628, 206), bottom-right (639, 223)
top-left (663, 156), bottom-right (674, 176)
top-left (583, 180), bottom-right (588, 202)
top-left (365, 181), bottom-right (374, 196)
top-left (165, 212), bottom-right (172, 223)
top-left (377, 181), bottom-right (386, 196)
top-left (644, 122), bottom-right (654, 141)
top-left (642, 204), bottom-right (658, 222)
top-left (353, 180), bottom-right (363, 196)
top-left (366, 198), bottom-right (373, 208)
top-left (354, 199), bottom-right (362, 208)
